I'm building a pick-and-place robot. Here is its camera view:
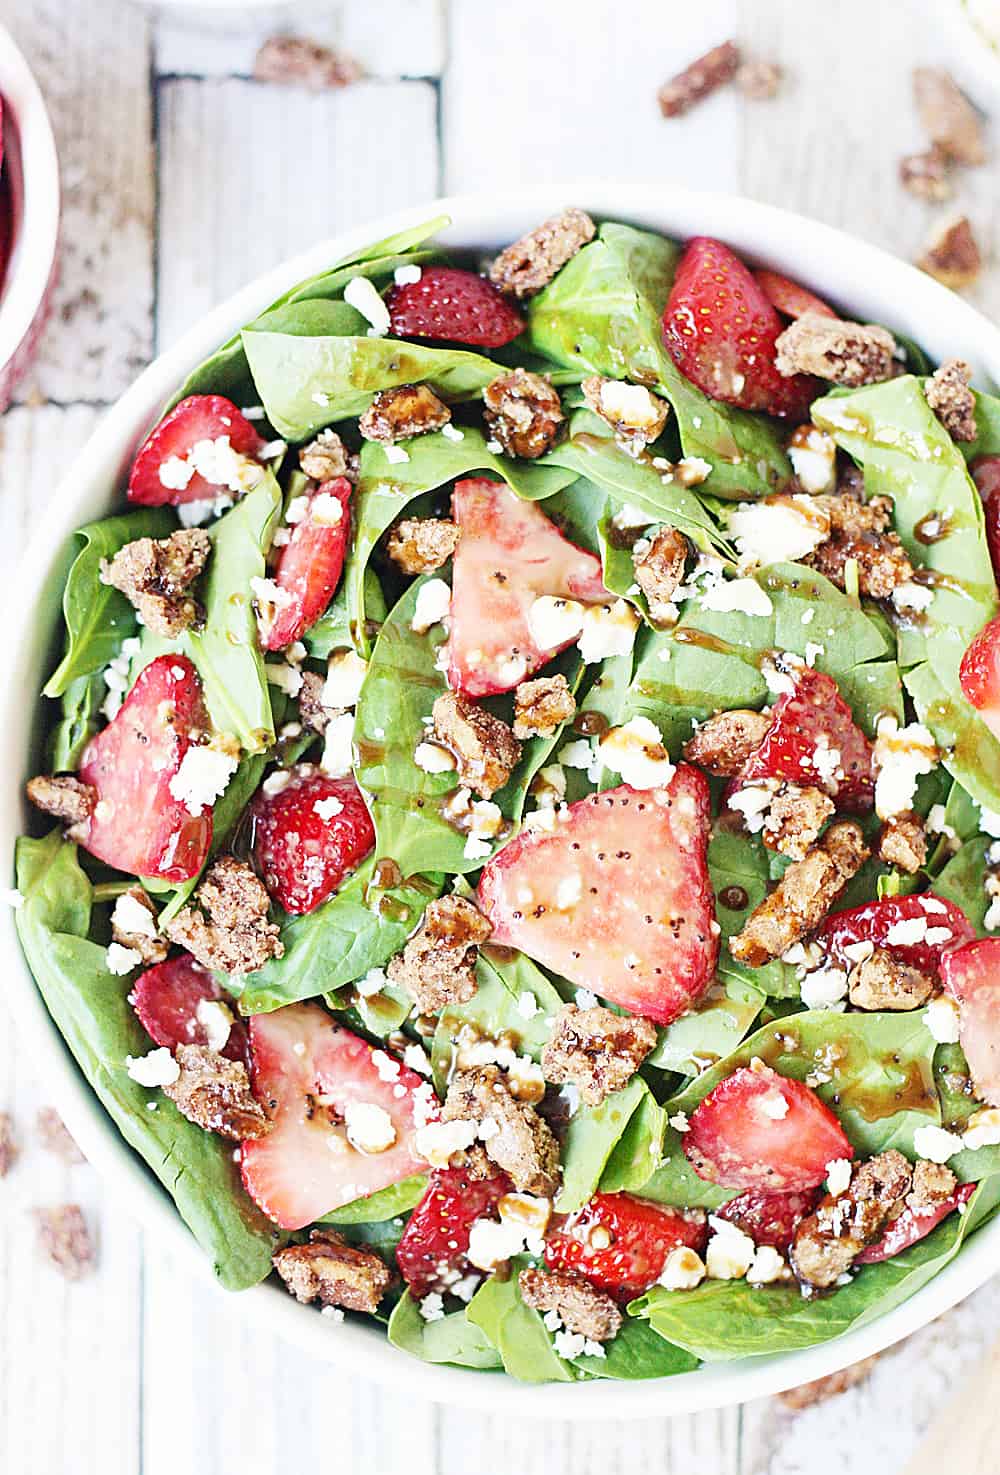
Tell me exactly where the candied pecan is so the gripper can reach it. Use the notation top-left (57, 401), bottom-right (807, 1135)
top-left (729, 820), bottom-right (869, 966)
top-left (386, 895), bottom-right (491, 1014)
top-left (542, 1003), bottom-right (657, 1107)
top-left (297, 670), bottom-right (333, 734)
top-left (847, 947), bottom-right (934, 1011)
top-left (100, 529), bottom-right (210, 639)
top-left (761, 784), bottom-right (835, 861)
top-left (683, 709), bottom-right (772, 777)
top-left (875, 813), bottom-right (927, 874)
top-left (36, 1107), bottom-right (85, 1165)
top-left (790, 1150), bottom-right (911, 1290)
top-left (779, 1356), bottom-right (881, 1410)
top-left (386, 517), bottom-right (460, 576)
top-left (482, 369), bottom-right (564, 459)
top-left (899, 146), bottom-right (952, 202)
top-left (907, 1160), bottom-right (957, 1210)
top-left (633, 526), bottom-right (688, 626)
top-left (358, 383), bottom-right (452, 443)
top-left (165, 855), bottom-right (284, 974)
top-left (736, 58), bottom-right (783, 100)
top-left (519, 1267), bottom-right (622, 1341)
top-left (805, 492), bottom-right (914, 600)
top-left (163, 1044), bottom-right (271, 1140)
top-left (925, 358), bottom-right (978, 442)
top-left (111, 885), bottom-right (168, 966)
top-left (512, 674), bottom-right (576, 740)
top-left (254, 34), bottom-right (364, 90)
top-left (33, 1204), bottom-right (95, 1281)
top-left (775, 314), bottom-right (898, 387)
top-left (298, 428), bottom-right (356, 484)
top-left (658, 40), bottom-right (741, 117)
top-left (581, 376), bottom-right (670, 451)
top-left (431, 691), bottom-right (521, 799)
top-left (917, 215), bottom-right (983, 290)
top-left (0, 1111), bottom-right (17, 1177)
top-left (26, 774), bottom-right (96, 839)
top-left (443, 1065), bottom-right (560, 1195)
top-left (489, 208), bottom-right (596, 299)
top-left (273, 1229), bottom-right (391, 1313)
top-left (914, 67), bottom-right (986, 165)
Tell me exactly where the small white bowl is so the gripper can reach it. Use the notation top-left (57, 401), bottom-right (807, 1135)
top-left (6, 186), bottom-right (1000, 1417)
top-left (926, 0), bottom-right (1000, 104)
top-left (0, 22), bottom-right (59, 412)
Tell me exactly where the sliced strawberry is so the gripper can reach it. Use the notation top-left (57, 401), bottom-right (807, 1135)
top-left (661, 237), bottom-right (819, 420)
top-left (855, 1181), bottom-right (975, 1264)
top-left (79, 654), bottom-right (212, 882)
top-left (816, 893), bottom-right (975, 980)
top-left (713, 1186), bottom-right (821, 1251)
top-left (448, 477), bottom-right (608, 696)
top-left (251, 765), bottom-right (374, 916)
top-left (478, 768), bottom-right (717, 1024)
top-left (128, 952), bottom-right (249, 1067)
top-left (942, 939), bottom-right (1000, 1108)
top-left (127, 394), bottom-right (267, 507)
top-left (397, 1162), bottom-right (513, 1299)
top-left (386, 266), bottom-right (524, 348)
top-left (684, 1065), bottom-right (853, 1192)
top-left (240, 1002), bottom-right (436, 1231)
top-left (960, 613), bottom-right (1000, 743)
top-left (739, 665), bottom-right (874, 809)
top-left (261, 478), bottom-right (352, 650)
top-left (544, 1192), bottom-right (707, 1302)
top-left (972, 456), bottom-right (1000, 587)
top-left (754, 268), bottom-right (835, 321)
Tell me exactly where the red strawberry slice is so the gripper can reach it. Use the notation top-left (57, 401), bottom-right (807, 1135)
top-left (448, 477), bottom-right (609, 696)
top-left (128, 952), bottom-right (249, 1068)
top-left (661, 237), bottom-right (819, 420)
top-left (855, 1182), bottom-right (975, 1264)
top-left (713, 1186), bottom-right (821, 1252)
top-left (478, 768), bottom-right (717, 1024)
top-left (960, 613), bottom-right (1000, 742)
top-left (972, 456), bottom-right (1000, 589)
top-left (397, 1162), bottom-right (513, 1299)
top-left (754, 268), bottom-right (835, 321)
top-left (261, 478), bottom-right (352, 650)
top-left (543, 1192), bottom-right (707, 1301)
top-left (738, 665), bottom-right (874, 809)
top-left (815, 893), bottom-right (975, 980)
top-left (251, 766), bottom-right (374, 915)
top-left (240, 1002), bottom-right (436, 1230)
top-left (386, 266), bottom-right (524, 348)
top-left (941, 939), bottom-right (1000, 1108)
top-left (128, 394), bottom-right (267, 506)
top-left (684, 1065), bottom-right (853, 1191)
top-left (79, 654), bottom-right (212, 882)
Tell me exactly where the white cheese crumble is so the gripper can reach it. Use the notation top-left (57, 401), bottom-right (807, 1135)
top-left (788, 426), bottom-right (837, 494)
top-left (465, 1217), bottom-right (531, 1272)
top-left (527, 595), bottom-right (586, 651)
top-left (107, 942), bottom-right (142, 976)
top-left (344, 275), bottom-right (391, 336)
top-left (892, 580), bottom-right (935, 613)
top-left (384, 444), bottom-right (410, 465)
top-left (344, 1102), bottom-right (397, 1155)
top-left (394, 264), bottom-right (423, 286)
top-left (597, 715), bottom-right (676, 790)
top-left (321, 649), bottom-right (368, 710)
top-left (413, 741), bottom-right (456, 775)
top-left (440, 423), bottom-right (464, 442)
top-left (403, 1042), bottom-right (433, 1076)
top-left (126, 1047), bottom-right (180, 1088)
top-left (746, 1245), bottom-right (787, 1285)
top-left (925, 995), bottom-right (962, 1044)
top-left (799, 965), bottom-right (849, 1010)
top-left (158, 436), bottom-right (263, 497)
top-left (168, 744), bottom-right (239, 817)
top-left (826, 1158), bottom-right (853, 1196)
top-left (873, 716), bottom-right (938, 821)
top-left (418, 1292), bottom-right (445, 1323)
top-left (320, 711), bottom-right (355, 778)
top-left (705, 1216), bottom-right (756, 1280)
top-left (577, 599), bottom-right (640, 664)
top-left (314, 796), bottom-right (344, 822)
top-left (963, 1107), bottom-right (1000, 1151)
top-left (728, 495), bottom-right (830, 567)
top-left (411, 578), bottom-right (451, 634)
top-left (912, 1123), bottom-right (964, 1163)
top-left (355, 966), bottom-right (388, 998)
top-left (598, 380), bottom-right (666, 430)
top-left (195, 998), bottom-right (233, 1052)
top-left (111, 891), bottom-right (157, 939)
top-left (516, 991), bottom-right (540, 1019)
top-left (756, 1090), bottom-right (789, 1121)
top-left (415, 1118), bottom-right (478, 1169)
top-left (658, 1246), bottom-right (706, 1290)
top-left (700, 577), bottom-right (774, 618)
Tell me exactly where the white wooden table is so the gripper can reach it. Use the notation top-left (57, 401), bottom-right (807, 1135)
top-left (2, 2), bottom-right (1000, 1471)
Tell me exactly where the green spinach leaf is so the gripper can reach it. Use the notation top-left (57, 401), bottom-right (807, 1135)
top-left (388, 1291), bottom-right (503, 1369)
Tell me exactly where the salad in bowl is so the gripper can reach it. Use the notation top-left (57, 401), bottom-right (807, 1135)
top-left (14, 200), bottom-right (1000, 1390)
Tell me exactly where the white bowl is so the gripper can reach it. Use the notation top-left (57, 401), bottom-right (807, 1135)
top-left (7, 185), bottom-right (1000, 1417)
top-left (0, 22), bottom-right (59, 412)
top-left (925, 0), bottom-right (1000, 104)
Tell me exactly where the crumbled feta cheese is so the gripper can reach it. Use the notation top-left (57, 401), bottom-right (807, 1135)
top-left (527, 595), bottom-right (586, 651)
top-left (195, 998), bottom-right (233, 1052)
top-left (705, 1216), bottom-right (756, 1280)
top-left (979, 805), bottom-right (1000, 839)
top-left (356, 967), bottom-right (388, 998)
top-left (321, 650), bottom-right (368, 710)
top-left (310, 491), bottom-right (345, 526)
top-left (912, 1123), bottom-right (964, 1163)
top-left (873, 716), bottom-right (938, 821)
top-left (728, 496), bottom-right (829, 567)
top-left (597, 716), bottom-right (676, 790)
top-left (675, 456), bottom-right (713, 486)
top-left (415, 1118), bottom-right (478, 1169)
top-left (799, 965), bottom-right (849, 1010)
top-left (344, 1102), bottom-right (397, 1155)
top-left (168, 743), bottom-right (239, 817)
top-left (469, 800), bottom-right (503, 839)
top-left (516, 991), bottom-right (540, 1020)
top-left (963, 1107), bottom-right (1000, 1151)
top-left (418, 1291), bottom-right (445, 1322)
top-left (668, 1111), bottom-right (690, 1134)
top-left (466, 1216), bottom-right (530, 1271)
top-left (111, 891), bottom-right (157, 939)
top-left (411, 578), bottom-right (451, 634)
top-left (158, 454), bottom-right (194, 491)
top-left (555, 873), bottom-right (582, 909)
top-left (560, 739), bottom-right (596, 770)
top-left (413, 741), bottom-right (456, 775)
top-left (344, 275), bottom-right (391, 335)
top-left (923, 995), bottom-right (961, 1045)
top-left (384, 443), bottom-right (410, 465)
top-left (313, 795), bottom-right (344, 822)
top-left (927, 804), bottom-right (957, 841)
top-left (440, 422), bottom-right (464, 443)
top-left (321, 1305), bottom-right (346, 1322)
top-left (611, 503), bottom-right (652, 533)
top-left (577, 599), bottom-right (640, 664)
top-left (728, 780), bottom-right (778, 834)
top-left (107, 942), bottom-right (142, 976)
top-left (756, 1090), bottom-right (789, 1121)
top-left (788, 427), bottom-right (837, 494)
top-left (700, 577), bottom-right (774, 617)
top-left (747, 1245), bottom-right (787, 1285)
top-left (262, 769), bottom-right (292, 797)
top-left (598, 380), bottom-right (666, 431)
top-left (498, 1192), bottom-right (551, 1240)
top-left (658, 1246), bottom-right (706, 1290)
top-left (892, 581), bottom-right (935, 613)
top-left (826, 1158), bottom-right (853, 1196)
top-left (804, 641), bottom-right (825, 668)
top-left (126, 1047), bottom-right (180, 1088)
top-left (403, 1042), bottom-right (432, 1076)
top-left (394, 264), bottom-right (423, 287)
top-left (886, 916), bottom-right (927, 947)
top-left (320, 711), bottom-right (355, 778)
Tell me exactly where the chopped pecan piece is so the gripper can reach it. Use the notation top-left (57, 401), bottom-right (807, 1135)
top-left (775, 314), bottom-right (898, 387)
top-left (735, 58), bottom-right (783, 100)
top-left (512, 674), bottom-right (576, 740)
top-left (847, 946), bottom-right (934, 1011)
top-left (33, 1204), bottom-right (95, 1281)
top-left (298, 428), bottom-right (356, 484)
top-left (913, 67), bottom-right (986, 166)
top-left (387, 894), bottom-right (491, 1013)
top-left (163, 1043), bottom-right (271, 1140)
top-left (925, 358), bottom-right (978, 442)
top-left (518, 1267), bottom-right (622, 1342)
top-left (489, 208), bottom-right (596, 300)
top-left (297, 670), bottom-right (333, 734)
top-left (273, 1229), bottom-right (391, 1313)
top-left (899, 146), bottom-right (952, 202)
top-left (581, 376), bottom-right (670, 451)
top-left (542, 1003), bottom-right (658, 1107)
top-left (779, 1356), bottom-right (881, 1410)
top-left (806, 491), bottom-right (914, 600)
top-left (907, 1159), bottom-right (957, 1210)
top-left (443, 1065), bottom-right (560, 1195)
top-left (358, 383), bottom-right (451, 443)
top-left (683, 709), bottom-right (772, 777)
top-left (790, 1150), bottom-right (911, 1290)
top-left (26, 774), bottom-right (96, 840)
top-left (917, 214), bottom-right (983, 290)
top-left (0, 1111), bottom-right (17, 1177)
top-left (633, 526), bottom-right (688, 626)
top-left (482, 369), bottom-right (564, 459)
top-left (875, 813), bottom-right (927, 874)
top-left (761, 784), bottom-right (835, 861)
top-left (729, 820), bottom-right (869, 966)
top-left (386, 516), bottom-right (460, 576)
top-left (36, 1106), bottom-right (85, 1164)
top-left (254, 34), bottom-right (364, 90)
top-left (165, 855), bottom-right (284, 974)
top-left (658, 40), bottom-right (740, 117)
top-left (431, 691), bottom-right (521, 799)
top-left (111, 885), bottom-right (168, 966)
top-left (100, 529), bottom-right (210, 639)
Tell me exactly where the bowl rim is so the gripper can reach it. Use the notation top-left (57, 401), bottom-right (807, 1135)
top-left (7, 182), bottom-right (1000, 1417)
top-left (0, 21), bottom-right (60, 380)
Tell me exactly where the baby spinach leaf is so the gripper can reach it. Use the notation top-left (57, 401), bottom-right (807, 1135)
top-left (527, 222), bottom-right (791, 500)
top-left (305, 567), bottom-right (387, 659)
top-left (706, 830), bottom-right (798, 999)
top-left (44, 508), bottom-right (175, 698)
top-left (570, 1317), bottom-right (698, 1380)
top-left (962, 388), bottom-right (1000, 461)
top-left (431, 948), bottom-right (563, 1090)
top-left (466, 1255), bottom-right (575, 1382)
top-left (234, 858), bottom-right (440, 1013)
top-left (599, 1086), bottom-right (667, 1194)
top-left (320, 1175), bottom-right (428, 1225)
top-left (933, 835), bottom-right (992, 934)
top-left (14, 832), bottom-right (279, 1289)
top-left (556, 1076), bottom-right (647, 1213)
top-left (48, 672), bottom-right (105, 771)
top-left (387, 1291), bottom-right (503, 1369)
top-left (648, 973), bottom-right (766, 1076)
top-left (904, 657), bottom-right (1000, 818)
